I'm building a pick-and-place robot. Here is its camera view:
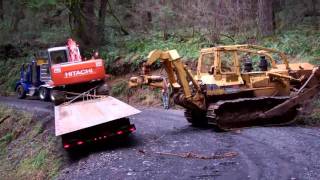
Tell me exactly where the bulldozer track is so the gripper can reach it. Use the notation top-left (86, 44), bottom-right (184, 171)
top-left (205, 96), bottom-right (301, 130)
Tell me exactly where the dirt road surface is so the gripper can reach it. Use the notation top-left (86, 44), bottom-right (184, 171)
top-left (1, 97), bottom-right (320, 180)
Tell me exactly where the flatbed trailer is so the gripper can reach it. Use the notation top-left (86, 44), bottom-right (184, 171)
top-left (55, 94), bottom-right (140, 150)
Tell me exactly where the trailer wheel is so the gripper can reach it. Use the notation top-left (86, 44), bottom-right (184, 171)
top-left (16, 85), bottom-right (26, 99)
top-left (39, 87), bottom-right (50, 101)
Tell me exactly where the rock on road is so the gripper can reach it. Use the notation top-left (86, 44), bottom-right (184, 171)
top-left (1, 97), bottom-right (320, 180)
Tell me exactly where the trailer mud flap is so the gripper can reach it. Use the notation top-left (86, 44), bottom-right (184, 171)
top-left (55, 96), bottom-right (140, 136)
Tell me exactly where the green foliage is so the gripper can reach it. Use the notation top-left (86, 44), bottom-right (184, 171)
top-left (24, 0), bottom-right (58, 9)
top-left (295, 98), bottom-right (320, 126)
top-left (0, 106), bottom-right (63, 179)
top-left (123, 33), bottom-right (203, 60)
top-left (20, 149), bottom-right (47, 170)
top-left (111, 80), bottom-right (129, 96)
top-left (0, 133), bottom-right (13, 155)
top-left (39, 26), bottom-right (70, 45)
top-left (261, 28), bottom-right (320, 63)
top-left (0, 57), bottom-right (29, 95)
top-left (0, 133), bottom-right (13, 145)
top-left (100, 32), bottom-right (214, 65)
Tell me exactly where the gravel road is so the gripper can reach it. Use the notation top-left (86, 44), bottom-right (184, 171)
top-left (1, 97), bottom-right (320, 180)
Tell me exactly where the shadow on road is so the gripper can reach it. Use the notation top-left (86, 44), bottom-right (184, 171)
top-left (65, 135), bottom-right (139, 161)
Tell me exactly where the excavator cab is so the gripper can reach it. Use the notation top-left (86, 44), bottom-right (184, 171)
top-left (49, 47), bottom-right (69, 65)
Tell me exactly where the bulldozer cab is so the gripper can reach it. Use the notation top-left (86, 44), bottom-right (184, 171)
top-left (197, 48), bottom-right (244, 86)
top-left (196, 45), bottom-right (292, 87)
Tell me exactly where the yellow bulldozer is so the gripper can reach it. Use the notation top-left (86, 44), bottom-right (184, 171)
top-left (129, 44), bottom-right (320, 130)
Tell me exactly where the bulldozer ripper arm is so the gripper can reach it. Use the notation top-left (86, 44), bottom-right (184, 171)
top-left (145, 49), bottom-right (202, 97)
top-left (129, 49), bottom-right (206, 111)
top-left (128, 75), bottom-right (165, 89)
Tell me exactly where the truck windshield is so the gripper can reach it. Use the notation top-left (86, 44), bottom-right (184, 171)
top-left (50, 50), bottom-right (68, 65)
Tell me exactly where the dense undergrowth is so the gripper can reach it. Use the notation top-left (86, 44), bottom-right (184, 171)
top-left (0, 57), bottom-right (29, 95)
top-left (103, 28), bottom-right (320, 100)
top-left (101, 28), bottom-right (320, 68)
top-left (0, 27), bottom-right (319, 96)
top-left (0, 106), bottom-right (63, 179)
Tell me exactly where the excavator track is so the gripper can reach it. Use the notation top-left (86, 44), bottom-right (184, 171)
top-left (206, 96), bottom-right (299, 130)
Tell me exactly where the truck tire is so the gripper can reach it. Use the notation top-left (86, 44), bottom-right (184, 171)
top-left (39, 87), bottom-right (50, 101)
top-left (16, 85), bottom-right (26, 99)
top-left (50, 90), bottom-right (66, 105)
top-left (96, 83), bottom-right (109, 95)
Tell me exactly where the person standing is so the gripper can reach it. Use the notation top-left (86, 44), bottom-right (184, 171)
top-left (259, 56), bottom-right (268, 71)
top-left (92, 50), bottom-right (100, 59)
top-left (162, 78), bottom-right (169, 109)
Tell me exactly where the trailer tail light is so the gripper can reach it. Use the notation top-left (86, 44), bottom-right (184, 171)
top-left (129, 126), bottom-right (136, 132)
top-left (77, 141), bottom-right (84, 145)
top-left (116, 130), bottom-right (124, 135)
top-left (64, 144), bottom-right (70, 149)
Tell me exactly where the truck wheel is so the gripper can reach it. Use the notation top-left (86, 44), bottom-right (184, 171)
top-left (39, 87), bottom-right (50, 101)
top-left (16, 85), bottom-right (26, 99)
top-left (50, 90), bottom-right (65, 105)
top-left (96, 83), bottom-right (109, 95)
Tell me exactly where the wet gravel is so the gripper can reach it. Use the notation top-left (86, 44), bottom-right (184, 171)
top-left (58, 108), bottom-right (320, 180)
top-left (1, 97), bottom-right (320, 180)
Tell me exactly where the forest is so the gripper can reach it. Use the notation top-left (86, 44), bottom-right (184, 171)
top-left (0, 0), bottom-right (320, 93)
top-left (1, 1), bottom-right (320, 179)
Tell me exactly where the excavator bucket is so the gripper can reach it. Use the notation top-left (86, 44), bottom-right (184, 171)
top-left (55, 96), bottom-right (140, 136)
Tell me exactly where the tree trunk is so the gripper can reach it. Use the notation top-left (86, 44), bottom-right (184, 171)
top-left (312, 0), bottom-right (319, 29)
top-left (98, 0), bottom-right (107, 44)
top-left (11, 8), bottom-right (25, 32)
top-left (106, 0), bottom-right (129, 35)
top-left (257, 0), bottom-right (274, 37)
top-left (0, 0), bottom-right (3, 20)
top-left (70, 0), bottom-right (99, 50)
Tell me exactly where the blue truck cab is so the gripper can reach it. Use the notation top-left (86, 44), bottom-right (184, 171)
top-left (15, 52), bottom-right (48, 99)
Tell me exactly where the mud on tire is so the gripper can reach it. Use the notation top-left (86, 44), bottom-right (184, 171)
top-left (16, 85), bottom-right (26, 99)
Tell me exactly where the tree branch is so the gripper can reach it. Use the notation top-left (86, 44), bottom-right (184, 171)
top-left (106, 0), bottom-right (129, 35)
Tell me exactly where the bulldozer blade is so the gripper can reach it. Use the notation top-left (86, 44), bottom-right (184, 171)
top-left (261, 85), bottom-right (319, 119)
top-left (55, 96), bottom-right (141, 136)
